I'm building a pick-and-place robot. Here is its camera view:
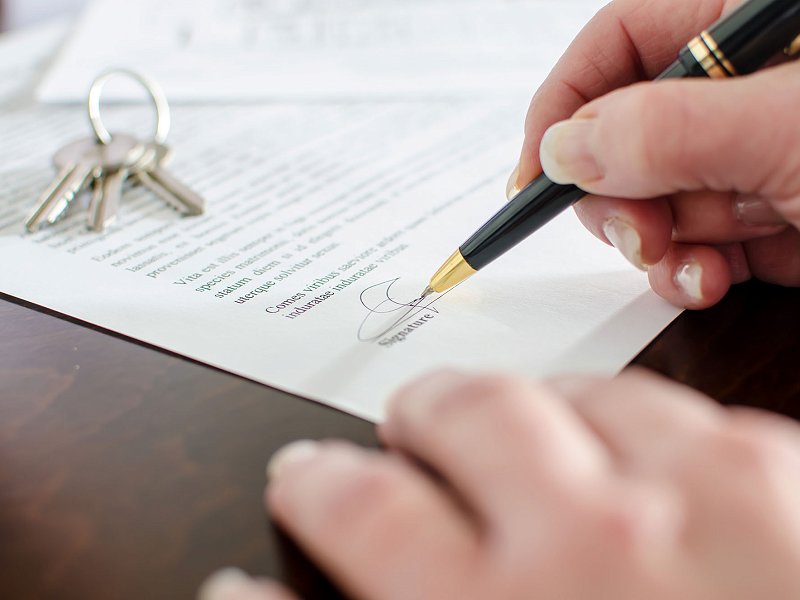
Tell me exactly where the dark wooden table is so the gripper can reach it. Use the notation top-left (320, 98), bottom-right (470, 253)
top-left (2, 280), bottom-right (799, 599)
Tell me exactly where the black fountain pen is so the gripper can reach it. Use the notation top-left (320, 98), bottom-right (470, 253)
top-left (422, 0), bottom-right (800, 298)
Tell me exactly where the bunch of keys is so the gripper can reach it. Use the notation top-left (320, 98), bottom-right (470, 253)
top-left (26, 69), bottom-right (207, 233)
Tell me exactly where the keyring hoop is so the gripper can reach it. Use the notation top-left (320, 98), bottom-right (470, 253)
top-left (88, 68), bottom-right (171, 145)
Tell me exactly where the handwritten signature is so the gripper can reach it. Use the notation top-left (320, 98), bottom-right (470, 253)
top-left (357, 278), bottom-right (453, 342)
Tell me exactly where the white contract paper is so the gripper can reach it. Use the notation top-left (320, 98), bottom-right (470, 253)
top-left (0, 96), bottom-right (681, 421)
top-left (38, 0), bottom-right (607, 102)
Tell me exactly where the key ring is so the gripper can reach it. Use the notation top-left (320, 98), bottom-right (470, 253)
top-left (88, 68), bottom-right (171, 145)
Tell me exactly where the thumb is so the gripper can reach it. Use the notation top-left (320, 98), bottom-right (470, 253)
top-left (539, 61), bottom-right (800, 224)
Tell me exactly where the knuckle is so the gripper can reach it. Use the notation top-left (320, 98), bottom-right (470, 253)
top-left (623, 85), bottom-right (663, 176)
top-left (729, 410), bottom-right (800, 464)
top-left (638, 85), bottom-right (692, 186)
top-left (579, 484), bottom-right (682, 571)
top-left (705, 423), bottom-right (780, 481)
top-left (589, 500), bottom-right (651, 556)
top-left (318, 459), bottom-right (408, 528)
top-left (465, 373), bottom-right (530, 403)
top-left (756, 87), bottom-right (800, 197)
top-left (729, 409), bottom-right (800, 446)
top-left (427, 374), bottom-right (530, 422)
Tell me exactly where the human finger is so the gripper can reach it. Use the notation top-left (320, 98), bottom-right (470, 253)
top-left (572, 190), bottom-right (787, 272)
top-left (512, 0), bottom-right (740, 191)
top-left (266, 440), bottom-right (478, 600)
top-left (379, 371), bottom-right (609, 530)
top-left (547, 368), bottom-right (724, 474)
top-left (744, 227), bottom-right (800, 286)
top-left (538, 62), bottom-right (800, 219)
top-left (646, 243), bottom-right (733, 309)
top-left (727, 407), bottom-right (800, 458)
top-left (670, 191), bottom-right (787, 243)
top-left (572, 194), bottom-right (673, 269)
top-left (198, 568), bottom-right (299, 600)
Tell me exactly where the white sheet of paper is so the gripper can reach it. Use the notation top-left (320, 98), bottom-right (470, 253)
top-left (37, 0), bottom-right (607, 102)
top-left (0, 92), bottom-right (681, 421)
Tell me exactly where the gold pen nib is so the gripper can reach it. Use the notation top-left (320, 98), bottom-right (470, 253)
top-left (426, 249), bottom-right (477, 295)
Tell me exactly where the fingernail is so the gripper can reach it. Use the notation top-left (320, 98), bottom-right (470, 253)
top-left (506, 163), bottom-right (521, 199)
top-left (198, 568), bottom-right (254, 600)
top-left (267, 440), bottom-right (320, 482)
top-left (539, 119), bottom-right (602, 185)
top-left (602, 218), bottom-right (647, 271)
top-left (675, 261), bottom-right (703, 302)
top-left (734, 195), bottom-right (786, 226)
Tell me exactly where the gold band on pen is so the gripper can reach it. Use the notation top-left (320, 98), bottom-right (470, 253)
top-left (687, 31), bottom-right (735, 79)
top-left (700, 31), bottom-right (738, 76)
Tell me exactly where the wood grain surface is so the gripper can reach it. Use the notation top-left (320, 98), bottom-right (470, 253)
top-left (1, 280), bottom-right (798, 599)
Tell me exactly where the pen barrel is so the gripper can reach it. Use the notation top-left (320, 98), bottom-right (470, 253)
top-left (708, 0), bottom-right (800, 74)
top-left (660, 55), bottom-right (708, 79)
top-left (460, 175), bottom-right (585, 270)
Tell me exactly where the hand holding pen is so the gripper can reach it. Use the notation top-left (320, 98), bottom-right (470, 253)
top-left (202, 3), bottom-right (800, 600)
top-left (425, 0), bottom-right (800, 309)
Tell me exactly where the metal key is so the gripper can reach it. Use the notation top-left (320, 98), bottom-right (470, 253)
top-left (35, 134), bottom-right (146, 232)
top-left (84, 134), bottom-right (147, 231)
top-left (25, 69), bottom-right (203, 233)
top-left (133, 142), bottom-right (206, 216)
top-left (26, 137), bottom-right (100, 232)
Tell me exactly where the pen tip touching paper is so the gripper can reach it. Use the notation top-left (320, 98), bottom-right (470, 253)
top-left (419, 286), bottom-right (435, 301)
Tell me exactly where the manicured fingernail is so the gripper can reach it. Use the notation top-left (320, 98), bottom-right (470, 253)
top-left (267, 440), bottom-right (320, 481)
top-left (539, 119), bottom-right (602, 185)
top-left (602, 218), bottom-right (647, 271)
top-left (506, 163), bottom-right (521, 199)
top-left (198, 568), bottom-right (254, 600)
top-left (675, 261), bottom-right (703, 302)
top-left (734, 195), bottom-right (785, 226)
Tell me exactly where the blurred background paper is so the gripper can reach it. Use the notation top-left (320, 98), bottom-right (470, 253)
top-left (1, 0), bottom-right (85, 30)
top-left (36, 0), bottom-right (607, 103)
